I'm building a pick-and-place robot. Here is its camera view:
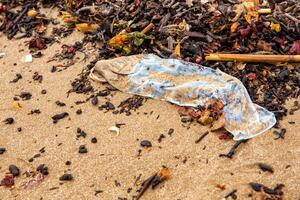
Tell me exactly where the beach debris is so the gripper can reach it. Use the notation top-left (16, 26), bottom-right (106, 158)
top-left (19, 92), bottom-right (32, 100)
top-left (257, 163), bottom-right (274, 173)
top-left (27, 9), bottom-right (38, 18)
top-left (219, 139), bottom-right (249, 159)
top-left (9, 165), bottom-right (20, 177)
top-left (37, 164), bottom-right (49, 176)
top-left (59, 173), bottom-right (74, 181)
top-left (10, 73), bottom-right (22, 83)
top-left (249, 182), bottom-right (284, 199)
top-left (289, 40), bottom-right (300, 55)
top-left (22, 54), bottom-right (33, 63)
top-left (51, 112), bottom-right (69, 123)
top-left (108, 126), bottom-right (120, 136)
top-left (136, 167), bottom-right (170, 199)
top-left (24, 172), bottom-right (45, 189)
top-left (205, 54), bottom-right (300, 63)
top-left (223, 189), bottom-right (237, 200)
top-left (195, 131), bottom-right (209, 144)
top-left (219, 132), bottom-right (233, 140)
top-left (273, 129), bottom-right (286, 140)
top-left (0, 175), bottom-right (14, 187)
top-left (76, 23), bottom-right (98, 33)
top-left (90, 54), bottom-right (276, 140)
top-left (216, 183), bottom-right (226, 190)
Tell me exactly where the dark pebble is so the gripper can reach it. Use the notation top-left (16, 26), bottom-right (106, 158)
top-left (4, 117), bottom-right (14, 124)
top-left (168, 128), bottom-right (174, 136)
top-left (19, 92), bottom-right (32, 100)
top-left (91, 96), bottom-right (98, 106)
top-left (79, 145), bottom-right (88, 153)
top-left (41, 89), bottom-right (47, 94)
top-left (28, 158), bottom-right (34, 162)
top-left (17, 127), bottom-right (22, 132)
top-left (0, 147), bottom-right (6, 154)
top-left (55, 101), bottom-right (66, 107)
top-left (181, 116), bottom-right (192, 123)
top-left (91, 137), bottom-right (97, 143)
top-left (52, 112), bottom-right (69, 122)
top-left (257, 163), bottom-right (274, 173)
top-left (9, 165), bottom-right (20, 177)
top-left (278, 69), bottom-right (290, 81)
top-left (158, 134), bottom-right (165, 143)
top-left (76, 109), bottom-right (82, 115)
top-left (140, 140), bottom-right (152, 147)
top-left (65, 161), bottom-right (71, 165)
top-left (37, 164), bottom-right (49, 175)
top-left (59, 174), bottom-right (73, 181)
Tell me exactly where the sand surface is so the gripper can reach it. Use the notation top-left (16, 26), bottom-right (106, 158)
top-left (0, 30), bottom-right (299, 200)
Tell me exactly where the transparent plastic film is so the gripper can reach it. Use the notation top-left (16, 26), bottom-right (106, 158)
top-left (90, 54), bottom-right (276, 140)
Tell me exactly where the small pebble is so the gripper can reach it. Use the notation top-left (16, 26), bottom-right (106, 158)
top-left (140, 140), bottom-right (152, 147)
top-left (9, 165), bottom-right (20, 177)
top-left (0, 147), bottom-right (6, 154)
top-left (4, 118), bottom-right (14, 124)
top-left (37, 164), bottom-right (49, 175)
top-left (76, 109), bottom-right (82, 115)
top-left (79, 145), bottom-right (88, 153)
top-left (65, 161), bottom-right (71, 165)
top-left (91, 137), bottom-right (97, 143)
top-left (91, 96), bottom-right (98, 106)
top-left (59, 174), bottom-right (73, 181)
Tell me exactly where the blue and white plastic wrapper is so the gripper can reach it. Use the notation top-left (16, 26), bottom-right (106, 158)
top-left (90, 54), bottom-right (276, 140)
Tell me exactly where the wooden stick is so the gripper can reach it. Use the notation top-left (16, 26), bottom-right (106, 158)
top-left (258, 8), bottom-right (271, 14)
top-left (141, 23), bottom-right (155, 34)
top-left (205, 54), bottom-right (300, 63)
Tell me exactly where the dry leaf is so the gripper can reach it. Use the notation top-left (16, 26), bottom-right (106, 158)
top-left (244, 0), bottom-right (260, 5)
top-left (289, 40), bottom-right (300, 55)
top-left (109, 34), bottom-right (129, 48)
top-left (216, 183), bottom-right (226, 190)
top-left (12, 101), bottom-right (22, 109)
top-left (174, 43), bottom-right (181, 56)
top-left (230, 22), bottom-right (239, 33)
top-left (270, 22), bottom-right (281, 32)
top-left (61, 11), bottom-right (77, 23)
top-left (257, 40), bottom-right (272, 52)
top-left (159, 167), bottom-right (170, 179)
top-left (27, 10), bottom-right (38, 18)
top-left (35, 24), bottom-right (47, 34)
top-left (76, 23), bottom-right (98, 33)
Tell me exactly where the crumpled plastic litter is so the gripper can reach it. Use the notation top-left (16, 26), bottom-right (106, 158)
top-left (90, 54), bottom-right (276, 140)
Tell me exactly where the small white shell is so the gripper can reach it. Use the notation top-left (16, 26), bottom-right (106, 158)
top-left (108, 126), bottom-right (120, 136)
top-left (22, 54), bottom-right (33, 63)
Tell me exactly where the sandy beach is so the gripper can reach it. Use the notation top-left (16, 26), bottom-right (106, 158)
top-left (0, 29), bottom-right (299, 200)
